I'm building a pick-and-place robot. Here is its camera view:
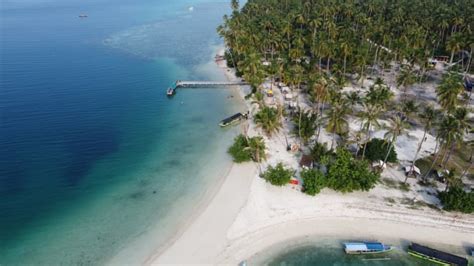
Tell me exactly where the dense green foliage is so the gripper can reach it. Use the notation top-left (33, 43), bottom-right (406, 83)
top-left (292, 110), bottom-right (318, 144)
top-left (360, 138), bottom-right (397, 163)
top-left (310, 142), bottom-right (331, 162)
top-left (228, 134), bottom-right (266, 163)
top-left (302, 147), bottom-right (380, 195)
top-left (438, 187), bottom-right (474, 213)
top-left (327, 148), bottom-right (380, 192)
top-left (218, 0), bottom-right (473, 87)
top-left (261, 163), bottom-right (295, 186)
top-left (301, 168), bottom-right (325, 195)
top-left (254, 106), bottom-right (282, 136)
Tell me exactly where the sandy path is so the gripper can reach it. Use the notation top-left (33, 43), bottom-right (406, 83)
top-left (150, 162), bottom-right (257, 264)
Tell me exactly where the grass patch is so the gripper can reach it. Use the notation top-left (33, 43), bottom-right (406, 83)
top-left (384, 197), bottom-right (396, 204)
top-left (381, 178), bottom-right (410, 192)
top-left (413, 201), bottom-right (441, 212)
top-left (415, 158), bottom-right (432, 176)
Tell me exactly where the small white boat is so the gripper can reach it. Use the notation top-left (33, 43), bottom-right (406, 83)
top-left (344, 242), bottom-right (393, 254)
top-left (166, 87), bottom-right (175, 96)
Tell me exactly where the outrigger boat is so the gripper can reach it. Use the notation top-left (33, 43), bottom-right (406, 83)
top-left (166, 87), bottom-right (175, 96)
top-left (408, 243), bottom-right (468, 266)
top-left (219, 112), bottom-right (248, 127)
top-left (343, 242), bottom-right (393, 254)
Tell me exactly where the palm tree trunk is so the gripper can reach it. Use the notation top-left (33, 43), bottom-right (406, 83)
top-left (423, 141), bottom-right (441, 180)
top-left (410, 129), bottom-right (427, 173)
top-left (460, 161), bottom-right (473, 179)
top-left (343, 54), bottom-right (347, 76)
top-left (450, 49), bottom-right (455, 64)
top-left (361, 124), bottom-right (371, 158)
top-left (383, 137), bottom-right (395, 166)
top-left (442, 143), bottom-right (455, 169)
top-left (331, 131), bottom-right (336, 150)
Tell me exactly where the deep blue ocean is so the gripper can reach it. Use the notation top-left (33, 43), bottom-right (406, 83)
top-left (1, 0), bottom-right (244, 264)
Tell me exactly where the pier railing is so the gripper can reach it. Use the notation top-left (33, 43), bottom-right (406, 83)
top-left (174, 81), bottom-right (248, 88)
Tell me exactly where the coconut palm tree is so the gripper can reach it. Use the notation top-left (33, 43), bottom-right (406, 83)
top-left (444, 168), bottom-right (461, 192)
top-left (384, 115), bottom-right (410, 168)
top-left (446, 32), bottom-right (464, 64)
top-left (401, 99), bottom-right (419, 122)
top-left (345, 91), bottom-right (361, 111)
top-left (436, 72), bottom-right (464, 114)
top-left (238, 51), bottom-right (265, 93)
top-left (326, 98), bottom-right (350, 150)
top-left (359, 103), bottom-right (381, 159)
top-left (453, 107), bottom-right (471, 135)
top-left (410, 105), bottom-right (437, 177)
top-left (396, 66), bottom-right (416, 99)
top-left (247, 135), bottom-right (266, 163)
top-left (292, 109), bottom-right (318, 145)
top-left (254, 106), bottom-right (283, 137)
top-left (437, 115), bottom-right (463, 169)
top-left (460, 139), bottom-right (473, 179)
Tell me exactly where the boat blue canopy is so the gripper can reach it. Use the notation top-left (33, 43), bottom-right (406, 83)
top-left (344, 242), bottom-right (385, 252)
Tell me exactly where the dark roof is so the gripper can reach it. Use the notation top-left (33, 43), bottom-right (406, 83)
top-left (299, 154), bottom-right (313, 167)
top-left (410, 243), bottom-right (468, 266)
top-left (220, 113), bottom-right (243, 124)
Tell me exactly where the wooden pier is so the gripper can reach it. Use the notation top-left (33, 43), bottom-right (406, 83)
top-left (174, 80), bottom-right (248, 88)
top-left (167, 80), bottom-right (249, 96)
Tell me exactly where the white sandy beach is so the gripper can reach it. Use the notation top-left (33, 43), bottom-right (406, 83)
top-left (148, 49), bottom-right (474, 265)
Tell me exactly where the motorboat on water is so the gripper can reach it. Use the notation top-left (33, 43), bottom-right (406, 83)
top-left (408, 243), bottom-right (468, 266)
top-left (166, 87), bottom-right (175, 96)
top-left (343, 242), bottom-right (393, 254)
top-left (219, 112), bottom-right (248, 127)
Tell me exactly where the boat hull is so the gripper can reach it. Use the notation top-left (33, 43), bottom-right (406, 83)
top-left (345, 247), bottom-right (393, 255)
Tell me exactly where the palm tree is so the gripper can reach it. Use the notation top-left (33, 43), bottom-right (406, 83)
top-left (460, 139), bottom-right (473, 179)
top-left (247, 135), bottom-right (266, 163)
top-left (453, 107), bottom-right (471, 135)
top-left (401, 99), bottom-right (419, 122)
top-left (359, 103), bottom-right (381, 158)
top-left (238, 51), bottom-right (265, 93)
top-left (254, 106), bottom-right (283, 137)
top-left (436, 72), bottom-right (464, 114)
top-left (345, 91), bottom-right (361, 111)
top-left (384, 115), bottom-right (410, 168)
top-left (292, 109), bottom-right (318, 145)
top-left (446, 32), bottom-right (464, 64)
top-left (326, 99), bottom-right (349, 150)
top-left (365, 84), bottom-right (394, 110)
top-left (410, 105), bottom-right (437, 178)
top-left (444, 168), bottom-right (461, 192)
top-left (396, 66), bottom-right (416, 99)
top-left (437, 115), bottom-right (463, 169)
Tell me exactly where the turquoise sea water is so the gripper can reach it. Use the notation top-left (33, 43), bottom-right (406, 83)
top-left (1, 0), bottom-right (244, 264)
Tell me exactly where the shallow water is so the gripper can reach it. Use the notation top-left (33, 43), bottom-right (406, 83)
top-left (249, 238), bottom-right (466, 266)
top-left (1, 0), bottom-right (243, 264)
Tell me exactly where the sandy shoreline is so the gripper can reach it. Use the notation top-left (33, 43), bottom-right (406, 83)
top-left (147, 47), bottom-right (473, 265)
top-left (151, 162), bottom-right (257, 264)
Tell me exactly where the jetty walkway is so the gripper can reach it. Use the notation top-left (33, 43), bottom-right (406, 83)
top-left (174, 81), bottom-right (248, 88)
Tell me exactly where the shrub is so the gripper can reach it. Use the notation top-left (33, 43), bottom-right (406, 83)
top-left (301, 169), bottom-right (326, 195)
top-left (438, 187), bottom-right (474, 213)
top-left (310, 142), bottom-right (332, 162)
top-left (361, 138), bottom-right (397, 163)
top-left (327, 148), bottom-right (380, 192)
top-left (261, 163), bottom-right (294, 186)
top-left (228, 135), bottom-right (252, 163)
top-left (228, 134), bottom-right (266, 163)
